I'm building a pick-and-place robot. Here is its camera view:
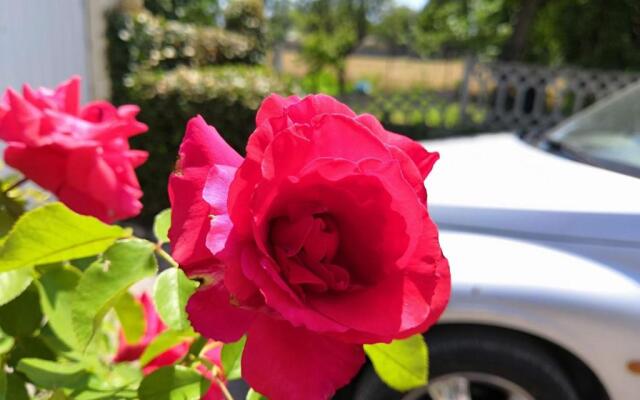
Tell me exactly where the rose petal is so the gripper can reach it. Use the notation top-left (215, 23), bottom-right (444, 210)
top-left (187, 281), bottom-right (255, 342)
top-left (4, 143), bottom-right (66, 192)
top-left (80, 100), bottom-right (118, 122)
top-left (206, 214), bottom-right (234, 256)
top-left (239, 245), bottom-right (348, 333)
top-left (142, 342), bottom-right (190, 375)
top-left (0, 88), bottom-right (43, 143)
top-left (242, 315), bottom-right (365, 400)
top-left (202, 164), bottom-right (237, 213)
top-left (255, 94), bottom-right (301, 128)
top-left (285, 94), bottom-right (356, 123)
top-left (169, 116), bottom-right (242, 271)
top-left (357, 113), bottom-right (440, 178)
top-left (55, 75), bottom-right (81, 116)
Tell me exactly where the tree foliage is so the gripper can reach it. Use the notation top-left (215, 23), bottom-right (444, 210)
top-left (410, 0), bottom-right (640, 70)
top-left (525, 0), bottom-right (640, 69)
top-left (373, 6), bottom-right (419, 56)
top-left (414, 0), bottom-right (515, 59)
top-left (293, 0), bottom-right (388, 93)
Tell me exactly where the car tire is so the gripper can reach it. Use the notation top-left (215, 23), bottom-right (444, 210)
top-left (352, 325), bottom-right (581, 400)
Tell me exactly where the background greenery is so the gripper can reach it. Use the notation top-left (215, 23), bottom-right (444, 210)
top-left (107, 0), bottom-right (294, 221)
top-left (107, 0), bottom-right (640, 222)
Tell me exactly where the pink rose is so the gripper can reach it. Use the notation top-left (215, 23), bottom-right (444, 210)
top-left (169, 94), bottom-right (450, 400)
top-left (0, 76), bottom-right (148, 223)
top-left (114, 294), bottom-right (227, 400)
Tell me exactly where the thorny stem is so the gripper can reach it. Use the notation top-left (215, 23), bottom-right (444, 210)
top-left (155, 245), bottom-right (179, 268)
top-left (197, 357), bottom-right (234, 400)
top-left (4, 178), bottom-right (27, 193)
top-left (214, 375), bottom-right (234, 400)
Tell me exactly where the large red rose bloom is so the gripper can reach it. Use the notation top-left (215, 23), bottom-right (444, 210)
top-left (169, 94), bottom-right (450, 400)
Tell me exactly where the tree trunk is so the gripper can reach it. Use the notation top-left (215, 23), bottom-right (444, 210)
top-left (501, 0), bottom-right (547, 61)
top-left (337, 64), bottom-right (347, 95)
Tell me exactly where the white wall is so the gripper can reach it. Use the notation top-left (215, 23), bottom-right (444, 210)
top-left (0, 0), bottom-right (90, 100)
top-left (86, 0), bottom-right (121, 100)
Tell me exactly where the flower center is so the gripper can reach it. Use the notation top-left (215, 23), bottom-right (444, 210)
top-left (270, 212), bottom-right (350, 294)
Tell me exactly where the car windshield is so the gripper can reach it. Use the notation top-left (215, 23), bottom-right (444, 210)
top-left (543, 83), bottom-right (640, 175)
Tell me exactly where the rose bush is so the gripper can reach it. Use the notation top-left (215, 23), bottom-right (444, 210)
top-left (0, 79), bottom-right (449, 399)
top-left (0, 76), bottom-right (148, 222)
top-left (169, 94), bottom-right (450, 399)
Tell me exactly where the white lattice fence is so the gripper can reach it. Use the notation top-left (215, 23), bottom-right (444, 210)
top-left (343, 60), bottom-right (640, 137)
top-left (461, 60), bottom-right (640, 136)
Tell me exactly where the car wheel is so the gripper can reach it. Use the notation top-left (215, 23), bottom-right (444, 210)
top-left (352, 325), bottom-right (580, 400)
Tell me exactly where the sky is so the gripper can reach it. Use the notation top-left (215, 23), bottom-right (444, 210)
top-left (396, 0), bottom-right (428, 10)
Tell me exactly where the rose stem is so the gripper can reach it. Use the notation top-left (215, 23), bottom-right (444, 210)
top-left (198, 357), bottom-right (235, 400)
top-left (4, 177), bottom-right (27, 193)
top-left (155, 246), bottom-right (179, 268)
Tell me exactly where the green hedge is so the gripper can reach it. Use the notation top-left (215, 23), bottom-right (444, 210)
top-left (106, 9), bottom-right (264, 103)
top-left (105, 2), bottom-right (287, 221)
top-left (143, 0), bottom-right (221, 24)
top-left (126, 66), bottom-right (296, 220)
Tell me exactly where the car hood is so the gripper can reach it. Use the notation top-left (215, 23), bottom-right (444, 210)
top-left (423, 133), bottom-right (640, 246)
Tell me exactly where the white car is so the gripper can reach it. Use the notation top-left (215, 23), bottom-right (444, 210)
top-left (353, 84), bottom-right (640, 399)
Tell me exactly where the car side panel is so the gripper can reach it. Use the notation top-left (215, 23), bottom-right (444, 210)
top-left (438, 231), bottom-right (640, 400)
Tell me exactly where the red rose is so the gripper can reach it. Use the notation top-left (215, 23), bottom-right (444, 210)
top-left (169, 94), bottom-right (450, 400)
top-left (114, 294), bottom-right (191, 374)
top-left (114, 294), bottom-right (227, 400)
top-left (0, 76), bottom-right (148, 223)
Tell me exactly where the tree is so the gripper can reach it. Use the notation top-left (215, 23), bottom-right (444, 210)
top-left (524, 0), bottom-right (640, 70)
top-left (413, 0), bottom-right (640, 70)
top-left (294, 0), bottom-right (387, 94)
top-left (414, 0), bottom-right (516, 59)
top-left (500, 0), bottom-right (547, 61)
top-left (265, 0), bottom-right (293, 72)
top-left (373, 6), bottom-right (419, 56)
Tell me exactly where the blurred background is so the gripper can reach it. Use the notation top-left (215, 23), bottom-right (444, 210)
top-left (2, 0), bottom-right (640, 219)
top-left (3, 2), bottom-right (640, 399)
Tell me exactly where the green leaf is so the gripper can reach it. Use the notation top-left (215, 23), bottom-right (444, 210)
top-left (364, 334), bottom-right (429, 391)
top-left (187, 335), bottom-right (208, 357)
top-left (139, 329), bottom-right (195, 367)
top-left (0, 268), bottom-right (33, 307)
top-left (153, 209), bottom-right (171, 244)
top-left (38, 325), bottom-right (73, 355)
top-left (0, 285), bottom-right (42, 337)
top-left (48, 389), bottom-right (69, 400)
top-left (138, 365), bottom-right (211, 400)
top-left (71, 239), bottom-right (158, 348)
top-left (0, 203), bottom-right (129, 272)
top-left (0, 208), bottom-right (14, 239)
top-left (36, 264), bottom-right (82, 348)
top-left (246, 388), bottom-right (267, 400)
top-left (0, 370), bottom-right (5, 400)
top-left (114, 292), bottom-right (145, 344)
top-left (6, 336), bottom-right (55, 367)
top-left (16, 358), bottom-right (88, 389)
top-left (3, 373), bottom-right (28, 400)
top-left (153, 268), bottom-right (198, 331)
top-left (81, 362), bottom-right (142, 395)
top-left (72, 389), bottom-right (138, 400)
top-left (0, 335), bottom-right (13, 355)
top-left (221, 336), bottom-right (246, 381)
